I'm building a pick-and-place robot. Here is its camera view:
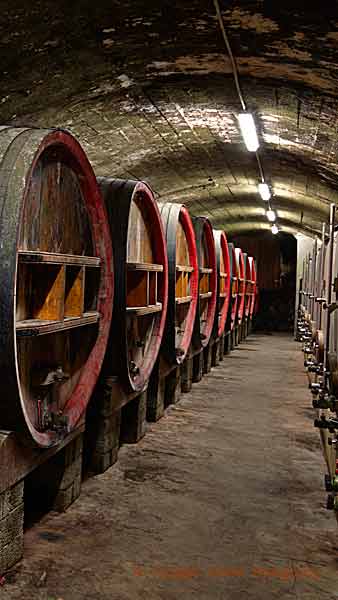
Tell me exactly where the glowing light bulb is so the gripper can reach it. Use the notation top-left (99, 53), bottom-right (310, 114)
top-left (258, 182), bottom-right (271, 201)
top-left (271, 224), bottom-right (279, 235)
top-left (238, 112), bottom-right (259, 152)
top-left (266, 209), bottom-right (276, 222)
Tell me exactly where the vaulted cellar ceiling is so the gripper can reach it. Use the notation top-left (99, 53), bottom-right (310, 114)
top-left (1, 1), bottom-right (338, 236)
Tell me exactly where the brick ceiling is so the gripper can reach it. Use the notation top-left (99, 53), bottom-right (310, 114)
top-left (1, 0), bottom-right (338, 236)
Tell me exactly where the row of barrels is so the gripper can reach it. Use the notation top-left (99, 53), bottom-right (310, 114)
top-left (0, 126), bottom-right (257, 449)
top-left (297, 203), bottom-right (338, 513)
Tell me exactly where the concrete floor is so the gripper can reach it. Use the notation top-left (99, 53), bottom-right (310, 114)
top-left (4, 334), bottom-right (338, 599)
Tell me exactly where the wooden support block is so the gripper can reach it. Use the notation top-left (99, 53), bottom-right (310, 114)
top-left (181, 356), bottom-right (193, 393)
top-left (120, 392), bottom-right (147, 444)
top-left (84, 376), bottom-right (121, 474)
top-left (52, 434), bottom-right (83, 512)
top-left (211, 339), bottom-right (220, 368)
top-left (0, 482), bottom-right (24, 575)
top-left (224, 332), bottom-right (230, 355)
top-left (164, 367), bottom-right (181, 407)
top-left (147, 363), bottom-right (165, 422)
top-left (218, 334), bottom-right (225, 362)
top-left (203, 343), bottom-right (212, 374)
top-left (192, 351), bottom-right (204, 383)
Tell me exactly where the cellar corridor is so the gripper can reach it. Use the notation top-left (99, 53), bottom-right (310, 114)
top-left (6, 334), bottom-right (338, 599)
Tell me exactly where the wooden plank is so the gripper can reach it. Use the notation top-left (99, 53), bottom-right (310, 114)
top-left (176, 265), bottom-right (194, 273)
top-left (126, 303), bottom-right (162, 316)
top-left (65, 266), bottom-right (85, 317)
top-left (127, 262), bottom-right (163, 272)
top-left (18, 251), bottom-right (100, 267)
top-left (200, 267), bottom-right (213, 274)
top-left (31, 264), bottom-right (65, 321)
top-left (16, 312), bottom-right (100, 336)
top-left (148, 272), bottom-right (157, 305)
top-left (126, 270), bottom-right (148, 307)
top-left (176, 295), bottom-right (192, 304)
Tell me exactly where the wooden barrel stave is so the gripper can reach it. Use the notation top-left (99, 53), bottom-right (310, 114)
top-left (191, 217), bottom-right (217, 350)
top-left (159, 202), bottom-right (198, 365)
top-left (235, 247), bottom-right (245, 325)
top-left (0, 127), bottom-right (113, 447)
top-left (213, 229), bottom-right (231, 339)
top-left (98, 178), bottom-right (168, 392)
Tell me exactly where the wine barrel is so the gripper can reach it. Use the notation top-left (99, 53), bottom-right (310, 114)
top-left (243, 253), bottom-right (250, 320)
top-left (235, 247), bottom-right (245, 325)
top-left (98, 178), bottom-right (168, 392)
top-left (0, 127), bottom-right (113, 447)
top-left (212, 229), bottom-right (231, 338)
top-left (191, 217), bottom-right (217, 350)
top-left (248, 257), bottom-right (257, 318)
top-left (226, 242), bottom-right (238, 332)
top-left (159, 203), bottom-right (198, 365)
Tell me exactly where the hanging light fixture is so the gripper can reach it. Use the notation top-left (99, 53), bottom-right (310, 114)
top-left (271, 224), bottom-right (279, 235)
top-left (238, 112), bottom-right (259, 152)
top-left (258, 182), bottom-right (271, 201)
top-left (266, 209), bottom-right (276, 222)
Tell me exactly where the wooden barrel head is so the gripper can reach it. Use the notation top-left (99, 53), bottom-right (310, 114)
top-left (235, 247), bottom-right (245, 324)
top-left (98, 178), bottom-right (168, 392)
top-left (191, 216), bottom-right (217, 350)
top-left (159, 203), bottom-right (198, 365)
top-left (213, 230), bottom-right (231, 338)
top-left (227, 243), bottom-right (238, 331)
top-left (0, 128), bottom-right (113, 447)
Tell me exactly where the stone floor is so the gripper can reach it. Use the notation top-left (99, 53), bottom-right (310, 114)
top-left (4, 333), bottom-right (338, 599)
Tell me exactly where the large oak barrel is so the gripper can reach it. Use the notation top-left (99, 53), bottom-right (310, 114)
top-left (159, 203), bottom-right (198, 365)
top-left (243, 253), bottom-right (254, 319)
top-left (213, 230), bottom-right (231, 338)
top-left (98, 178), bottom-right (168, 392)
top-left (0, 127), bottom-right (113, 447)
top-left (191, 217), bottom-right (217, 350)
top-left (248, 257), bottom-right (257, 318)
top-left (227, 242), bottom-right (238, 332)
top-left (235, 247), bottom-right (245, 325)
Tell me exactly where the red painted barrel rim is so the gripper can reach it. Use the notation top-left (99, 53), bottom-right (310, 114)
top-left (230, 245), bottom-right (238, 330)
top-left (128, 181), bottom-right (168, 390)
top-left (235, 247), bottom-right (245, 324)
top-left (16, 129), bottom-right (113, 446)
top-left (178, 205), bottom-right (199, 362)
top-left (201, 219), bottom-right (217, 347)
top-left (244, 254), bottom-right (252, 318)
top-left (217, 230), bottom-right (231, 337)
top-left (248, 257), bottom-right (257, 317)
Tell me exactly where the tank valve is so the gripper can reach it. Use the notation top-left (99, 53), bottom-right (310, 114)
top-left (129, 361), bottom-right (140, 376)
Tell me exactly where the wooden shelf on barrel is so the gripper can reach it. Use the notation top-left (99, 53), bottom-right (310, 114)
top-left (175, 264), bottom-right (194, 304)
top-left (126, 261), bottom-right (163, 316)
top-left (16, 250), bottom-right (101, 337)
top-left (219, 270), bottom-right (229, 299)
top-left (199, 267), bottom-right (213, 299)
